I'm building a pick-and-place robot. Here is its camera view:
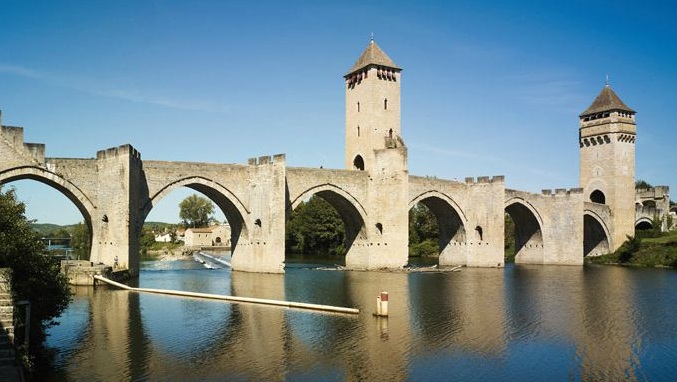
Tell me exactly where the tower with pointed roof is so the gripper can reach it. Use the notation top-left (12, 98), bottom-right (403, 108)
top-left (340, 39), bottom-right (410, 269)
top-left (579, 84), bottom-right (636, 251)
top-left (344, 39), bottom-right (405, 173)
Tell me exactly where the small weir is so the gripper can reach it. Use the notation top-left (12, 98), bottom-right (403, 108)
top-left (93, 275), bottom-right (360, 315)
top-left (193, 251), bottom-right (231, 269)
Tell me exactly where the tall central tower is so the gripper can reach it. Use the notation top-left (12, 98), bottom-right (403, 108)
top-left (344, 39), bottom-right (403, 173)
top-left (579, 84), bottom-right (636, 251)
top-left (342, 39), bottom-right (409, 269)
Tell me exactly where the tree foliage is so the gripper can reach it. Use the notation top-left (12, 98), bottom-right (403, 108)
top-left (179, 194), bottom-right (215, 228)
top-left (285, 196), bottom-right (346, 256)
top-left (408, 203), bottom-right (439, 257)
top-left (70, 222), bottom-right (91, 260)
top-left (635, 179), bottom-right (652, 189)
top-left (504, 213), bottom-right (516, 262)
top-left (139, 228), bottom-right (157, 255)
top-left (0, 186), bottom-right (71, 367)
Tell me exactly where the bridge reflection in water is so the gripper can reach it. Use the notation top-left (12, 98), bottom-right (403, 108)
top-left (43, 257), bottom-right (677, 381)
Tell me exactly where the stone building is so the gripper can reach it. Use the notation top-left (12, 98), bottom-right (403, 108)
top-left (184, 225), bottom-right (231, 247)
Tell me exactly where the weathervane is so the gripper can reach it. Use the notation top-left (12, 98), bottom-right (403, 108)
top-left (370, 32), bottom-right (374, 42)
top-left (605, 74), bottom-right (610, 87)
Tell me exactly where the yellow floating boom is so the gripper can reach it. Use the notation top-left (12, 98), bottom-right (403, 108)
top-left (93, 275), bottom-right (360, 315)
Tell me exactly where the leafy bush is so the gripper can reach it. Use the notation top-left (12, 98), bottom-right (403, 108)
top-left (618, 235), bottom-right (641, 263)
top-left (409, 240), bottom-right (439, 258)
top-left (409, 203), bottom-right (440, 257)
top-left (0, 187), bottom-right (71, 371)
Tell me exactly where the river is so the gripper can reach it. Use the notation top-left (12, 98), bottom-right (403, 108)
top-left (40, 254), bottom-right (677, 381)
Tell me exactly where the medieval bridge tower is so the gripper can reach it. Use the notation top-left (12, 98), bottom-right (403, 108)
top-left (579, 84), bottom-right (636, 252)
top-left (339, 39), bottom-right (410, 268)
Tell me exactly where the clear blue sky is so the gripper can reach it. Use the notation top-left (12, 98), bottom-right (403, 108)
top-left (1, 0), bottom-right (675, 225)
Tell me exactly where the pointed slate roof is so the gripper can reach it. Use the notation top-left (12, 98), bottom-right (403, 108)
top-left (580, 85), bottom-right (635, 117)
top-left (346, 40), bottom-right (401, 76)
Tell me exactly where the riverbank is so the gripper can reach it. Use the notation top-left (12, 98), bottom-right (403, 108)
top-left (144, 247), bottom-right (192, 262)
top-left (586, 231), bottom-right (677, 268)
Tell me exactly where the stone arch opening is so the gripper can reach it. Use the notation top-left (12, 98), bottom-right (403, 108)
top-left (0, 168), bottom-right (94, 260)
top-left (353, 155), bottom-right (365, 171)
top-left (287, 185), bottom-right (368, 267)
top-left (142, 177), bottom-right (248, 258)
top-left (590, 189), bottom-right (606, 204)
top-left (505, 200), bottom-right (544, 263)
top-left (584, 213), bottom-right (610, 257)
top-left (409, 194), bottom-right (466, 267)
top-left (635, 218), bottom-right (653, 231)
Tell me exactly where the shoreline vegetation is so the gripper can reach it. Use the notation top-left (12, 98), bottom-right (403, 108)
top-left (143, 245), bottom-right (191, 262)
top-left (586, 230), bottom-right (677, 268)
top-left (35, 220), bottom-right (677, 269)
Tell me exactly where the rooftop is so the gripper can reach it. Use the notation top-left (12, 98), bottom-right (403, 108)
top-left (346, 39), bottom-right (401, 76)
top-left (580, 85), bottom-right (635, 117)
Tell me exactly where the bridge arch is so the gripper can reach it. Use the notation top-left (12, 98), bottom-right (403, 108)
top-left (0, 166), bottom-right (95, 243)
top-left (288, 183), bottom-right (368, 258)
top-left (505, 198), bottom-right (544, 263)
top-left (634, 217), bottom-right (653, 230)
top-left (0, 166), bottom-right (96, 219)
top-left (583, 210), bottom-right (610, 257)
top-left (409, 191), bottom-right (468, 263)
top-left (142, 176), bottom-right (250, 252)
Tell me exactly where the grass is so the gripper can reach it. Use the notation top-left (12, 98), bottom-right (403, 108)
top-left (642, 230), bottom-right (677, 244)
top-left (586, 231), bottom-right (677, 268)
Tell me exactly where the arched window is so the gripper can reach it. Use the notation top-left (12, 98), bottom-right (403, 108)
top-left (357, 102), bottom-right (360, 112)
top-left (353, 155), bottom-right (365, 171)
top-left (384, 98), bottom-right (388, 110)
top-left (590, 190), bottom-right (606, 204)
top-left (357, 126), bottom-right (360, 137)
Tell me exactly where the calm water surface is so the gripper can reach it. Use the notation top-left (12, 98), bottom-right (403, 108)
top-left (42, 255), bottom-right (677, 381)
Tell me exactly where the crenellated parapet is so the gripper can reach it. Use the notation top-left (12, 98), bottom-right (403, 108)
top-left (0, 124), bottom-right (46, 165)
top-left (96, 144), bottom-right (142, 161)
top-left (465, 175), bottom-right (505, 185)
top-left (541, 188), bottom-right (584, 197)
top-left (248, 154), bottom-right (285, 165)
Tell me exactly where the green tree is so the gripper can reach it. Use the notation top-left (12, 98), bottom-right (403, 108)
top-left (139, 228), bottom-right (157, 255)
top-left (504, 213), bottom-right (516, 262)
top-left (408, 203), bottom-right (439, 257)
top-left (0, 186), bottom-right (71, 370)
top-left (70, 222), bottom-right (91, 260)
top-left (179, 194), bottom-right (215, 228)
top-left (286, 196), bottom-right (346, 256)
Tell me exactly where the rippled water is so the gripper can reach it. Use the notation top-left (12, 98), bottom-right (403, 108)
top-left (42, 256), bottom-right (677, 381)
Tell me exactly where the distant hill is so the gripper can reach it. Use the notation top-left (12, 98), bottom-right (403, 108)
top-left (31, 223), bottom-right (78, 235)
top-left (144, 222), bottom-right (178, 231)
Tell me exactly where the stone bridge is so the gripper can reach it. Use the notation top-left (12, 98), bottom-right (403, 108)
top-left (1, 120), bottom-right (611, 275)
top-left (2, 40), bottom-right (655, 276)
